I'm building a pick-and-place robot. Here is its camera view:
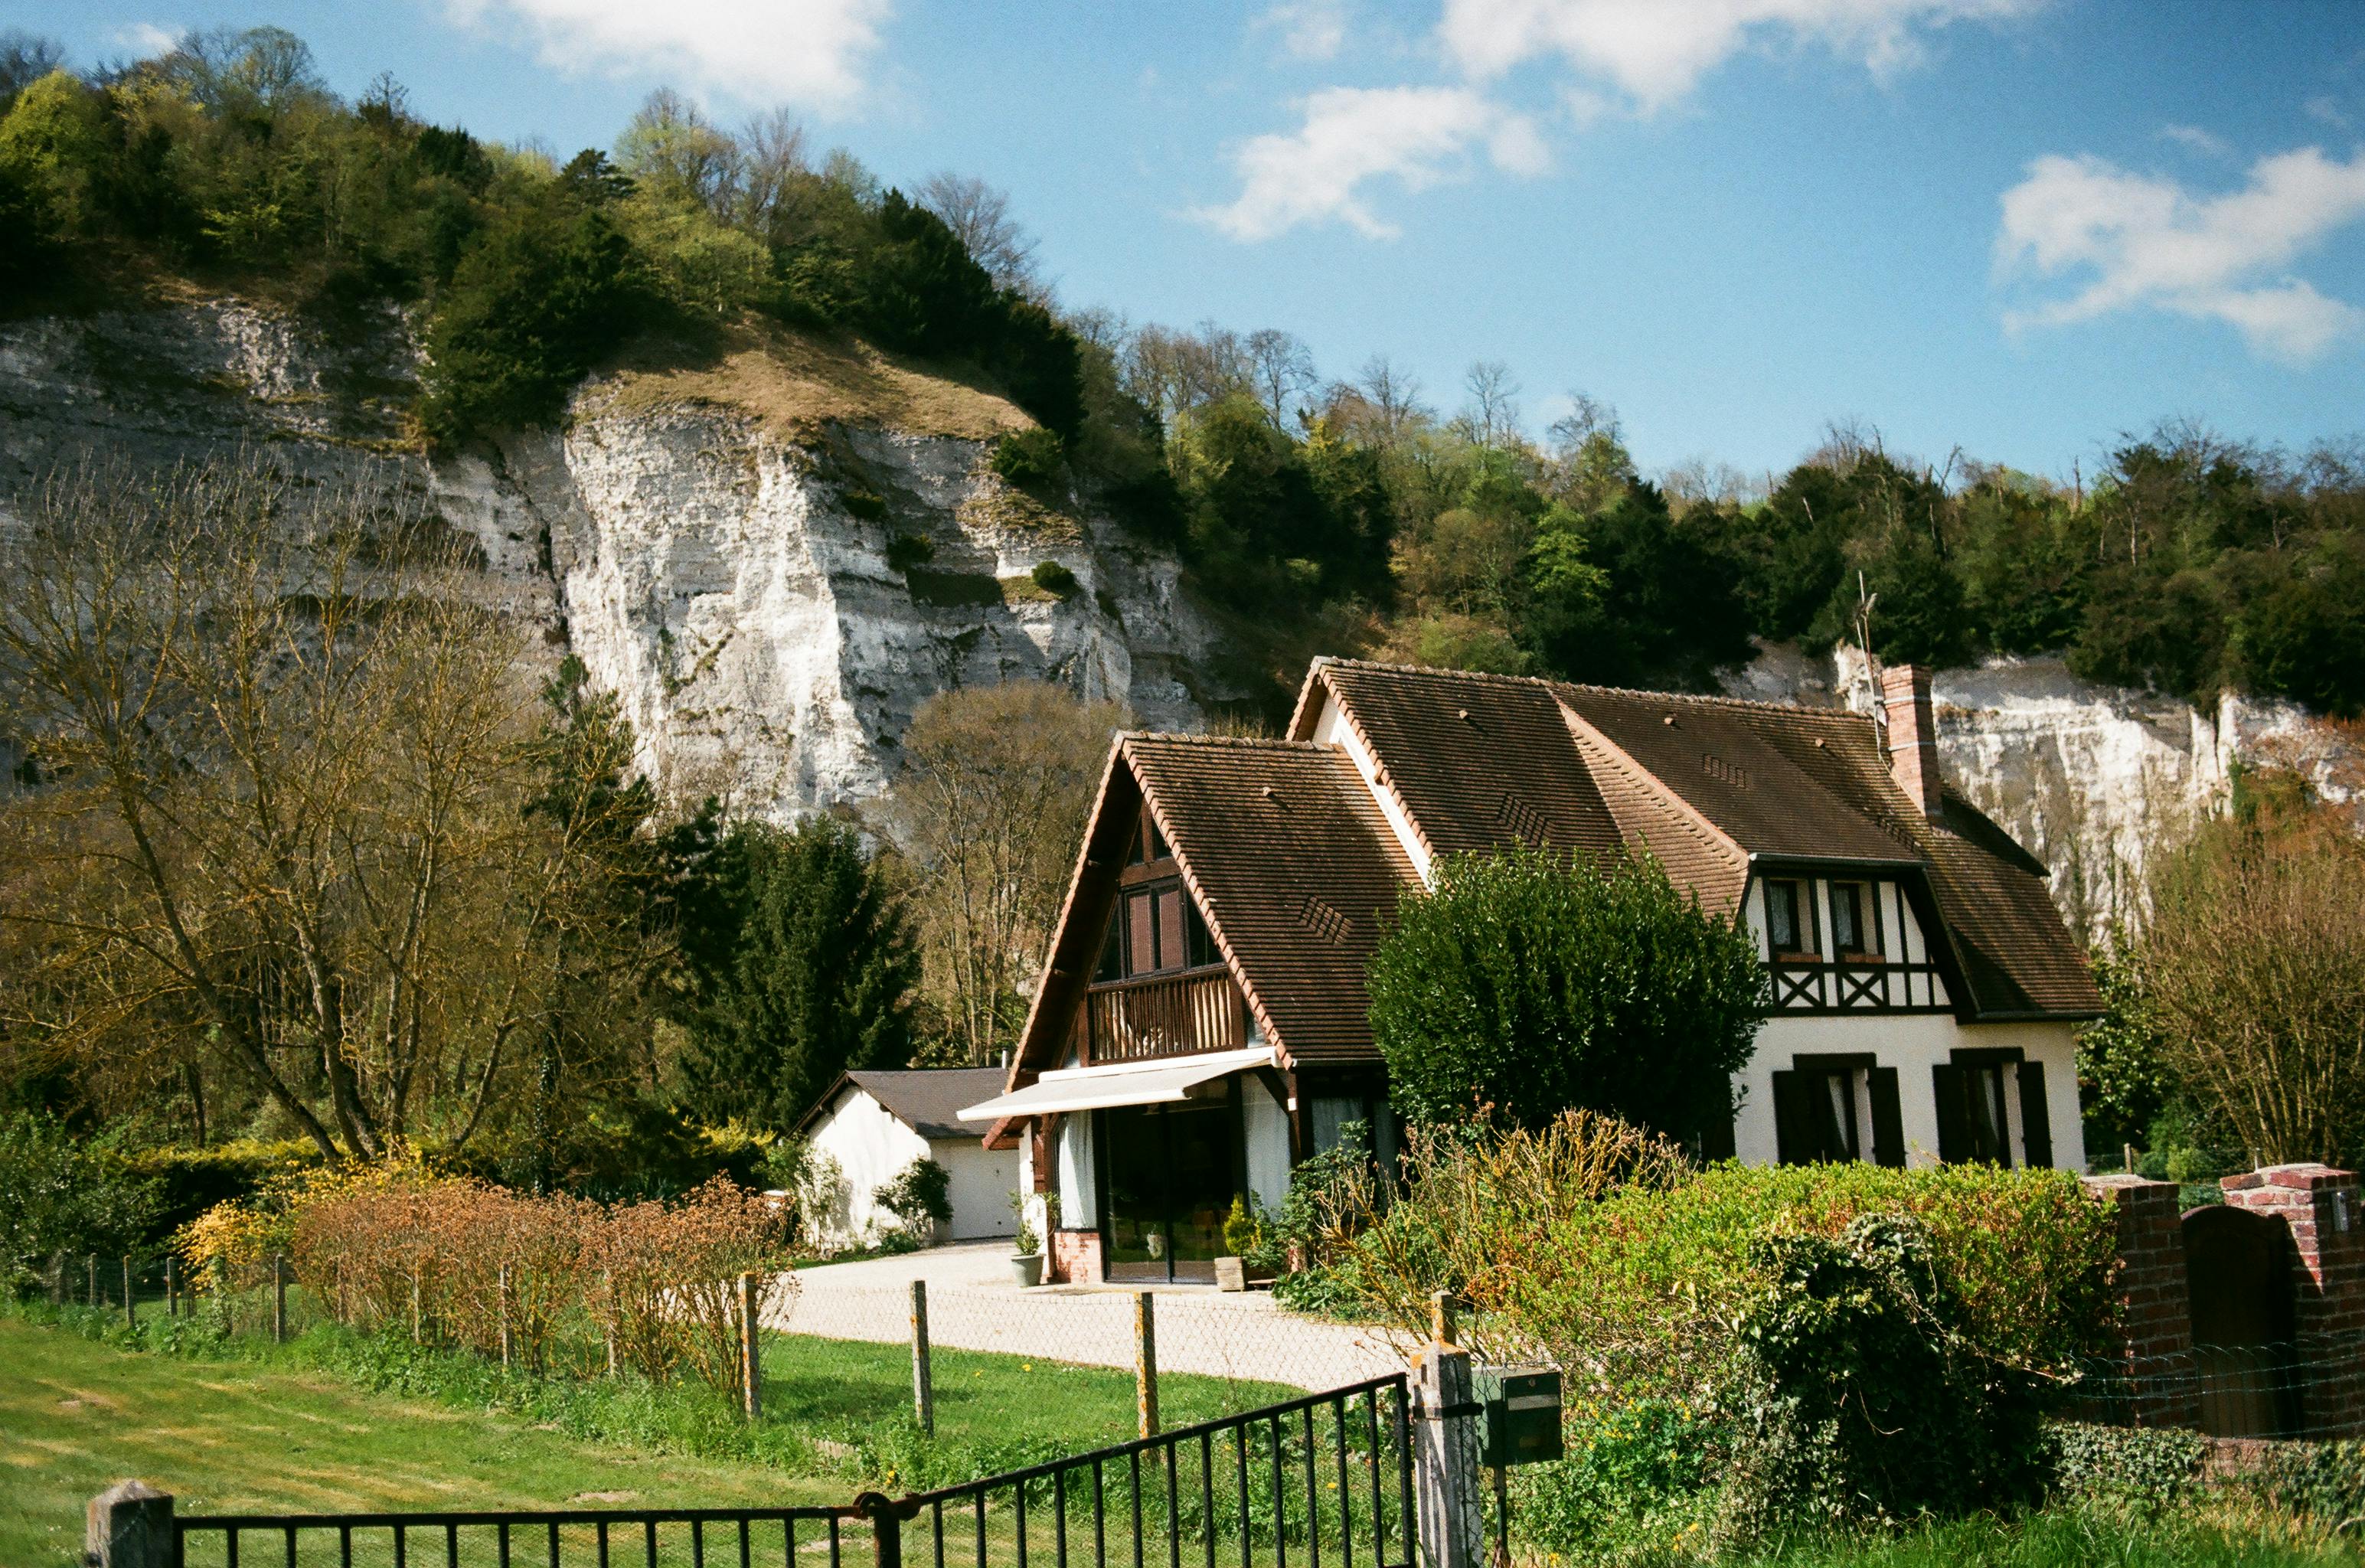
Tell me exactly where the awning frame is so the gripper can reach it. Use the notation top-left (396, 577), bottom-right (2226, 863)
top-left (957, 1046), bottom-right (1277, 1122)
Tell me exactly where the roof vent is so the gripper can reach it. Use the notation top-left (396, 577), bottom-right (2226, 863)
top-left (1259, 785), bottom-right (1276, 799)
top-left (1702, 754), bottom-right (1751, 789)
top-left (1456, 708), bottom-right (1471, 721)
top-left (1295, 895), bottom-right (1349, 943)
top-left (1495, 792), bottom-right (1549, 847)
top-left (1663, 714), bottom-right (1676, 727)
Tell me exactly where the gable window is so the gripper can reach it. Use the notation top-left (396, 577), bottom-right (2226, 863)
top-left (1765, 878), bottom-right (1813, 958)
top-left (1100, 879), bottom-right (1220, 978)
top-left (1772, 1054), bottom-right (1904, 1167)
top-left (1830, 881), bottom-right (1874, 959)
top-left (1124, 806), bottom-right (1172, 867)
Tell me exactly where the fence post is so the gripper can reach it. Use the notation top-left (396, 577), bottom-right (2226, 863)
top-left (498, 1265), bottom-right (512, 1369)
top-left (857, 1494), bottom-right (906, 1568)
top-left (214, 1257), bottom-right (229, 1334)
top-left (411, 1263), bottom-right (423, 1345)
top-left (50, 1251), bottom-right (63, 1306)
top-left (273, 1254), bottom-right (289, 1344)
top-left (87, 1253), bottom-right (97, 1307)
top-left (122, 1258), bottom-right (136, 1329)
top-left (1135, 1291), bottom-right (1159, 1439)
top-left (164, 1255), bottom-right (178, 1318)
top-left (910, 1280), bottom-right (933, 1436)
top-left (1414, 1290), bottom-right (1484, 1568)
top-left (738, 1272), bottom-right (762, 1420)
top-left (86, 1481), bottom-right (173, 1568)
top-left (603, 1272), bottom-right (616, 1376)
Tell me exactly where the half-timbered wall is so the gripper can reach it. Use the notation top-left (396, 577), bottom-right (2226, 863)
top-left (1743, 872), bottom-right (1953, 1014)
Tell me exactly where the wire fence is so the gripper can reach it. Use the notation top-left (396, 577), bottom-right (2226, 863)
top-left (37, 1249), bottom-right (334, 1342)
top-left (770, 1276), bottom-right (1407, 1404)
top-left (2066, 1338), bottom-right (2365, 1441)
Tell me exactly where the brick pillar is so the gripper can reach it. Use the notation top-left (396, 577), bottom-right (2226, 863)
top-left (2082, 1174), bottom-right (2200, 1429)
top-left (1048, 1229), bottom-right (1103, 1285)
top-left (2221, 1164), bottom-right (2365, 1438)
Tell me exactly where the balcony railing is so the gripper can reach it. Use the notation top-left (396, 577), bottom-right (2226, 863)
top-left (1086, 968), bottom-right (1247, 1063)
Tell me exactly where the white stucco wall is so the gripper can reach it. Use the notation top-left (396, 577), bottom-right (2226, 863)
top-left (805, 1089), bottom-right (1018, 1247)
top-left (931, 1136), bottom-right (1021, 1240)
top-left (1732, 1013), bottom-right (2086, 1171)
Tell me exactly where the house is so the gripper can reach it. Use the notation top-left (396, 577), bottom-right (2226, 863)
top-left (797, 1068), bottom-right (1020, 1248)
top-left (959, 658), bottom-right (2103, 1285)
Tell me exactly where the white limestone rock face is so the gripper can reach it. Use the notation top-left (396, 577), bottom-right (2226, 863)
top-left (1732, 645), bottom-right (2360, 941)
top-left (0, 297), bottom-right (1228, 820)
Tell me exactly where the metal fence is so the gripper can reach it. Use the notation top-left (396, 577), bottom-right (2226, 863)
top-left (174, 1502), bottom-right (859, 1568)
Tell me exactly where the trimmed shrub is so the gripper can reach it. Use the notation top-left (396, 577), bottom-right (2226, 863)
top-left (1367, 848), bottom-right (1768, 1143)
top-left (874, 1157), bottom-right (952, 1234)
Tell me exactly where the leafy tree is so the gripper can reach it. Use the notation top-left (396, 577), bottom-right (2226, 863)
top-left (679, 818), bottom-right (916, 1132)
top-left (1367, 848), bottom-right (1767, 1143)
top-left (1525, 482), bottom-right (1754, 691)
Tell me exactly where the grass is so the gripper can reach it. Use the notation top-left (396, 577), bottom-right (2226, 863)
top-left (1728, 1507), bottom-right (2361, 1568)
top-left (1, 1302), bottom-right (1298, 1568)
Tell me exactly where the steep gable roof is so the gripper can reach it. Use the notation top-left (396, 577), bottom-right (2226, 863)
top-left (1126, 734), bottom-right (1419, 1062)
top-left (1292, 658), bottom-right (2102, 1021)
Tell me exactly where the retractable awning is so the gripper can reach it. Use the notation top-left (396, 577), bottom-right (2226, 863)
top-left (957, 1046), bottom-right (1276, 1122)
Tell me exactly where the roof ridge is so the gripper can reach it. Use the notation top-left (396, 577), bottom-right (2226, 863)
top-left (1314, 655), bottom-right (1875, 725)
top-left (1122, 731), bottom-right (1338, 752)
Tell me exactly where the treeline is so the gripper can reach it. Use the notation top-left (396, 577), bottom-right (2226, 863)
top-left (5, 25), bottom-right (2360, 714)
top-left (0, 449), bottom-right (1122, 1191)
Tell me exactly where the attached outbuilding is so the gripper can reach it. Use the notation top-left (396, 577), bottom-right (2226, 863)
top-left (796, 1068), bottom-right (1021, 1249)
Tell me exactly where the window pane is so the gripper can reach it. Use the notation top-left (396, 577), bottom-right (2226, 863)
top-left (1127, 890), bottom-right (1155, 976)
top-left (1311, 1099), bottom-right (1365, 1157)
top-left (1832, 884), bottom-right (1862, 954)
top-left (1148, 815), bottom-right (1169, 861)
top-left (1768, 881), bottom-right (1798, 952)
top-left (1967, 1065), bottom-right (2009, 1163)
top-left (1154, 886), bottom-right (1185, 972)
top-left (1185, 897), bottom-right (1218, 968)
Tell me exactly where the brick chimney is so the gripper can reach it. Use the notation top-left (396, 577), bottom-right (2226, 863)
top-left (1880, 663), bottom-right (1943, 815)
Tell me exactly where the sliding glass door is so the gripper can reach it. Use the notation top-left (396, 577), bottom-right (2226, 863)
top-left (1096, 1082), bottom-right (1243, 1283)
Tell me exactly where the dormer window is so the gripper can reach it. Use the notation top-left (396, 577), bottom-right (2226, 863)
top-left (1766, 878), bottom-right (1814, 959)
top-left (1831, 881), bottom-right (1873, 960)
top-left (1122, 807), bottom-right (1172, 867)
top-left (1099, 877), bottom-right (1219, 978)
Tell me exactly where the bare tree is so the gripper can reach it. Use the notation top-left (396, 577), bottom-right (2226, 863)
top-left (1243, 328), bottom-right (1317, 430)
top-left (1352, 355), bottom-right (1429, 446)
top-left (735, 107), bottom-right (812, 234)
top-left (1547, 392), bottom-right (1619, 459)
top-left (884, 682), bottom-right (1125, 1066)
top-left (915, 172), bottom-right (1040, 295)
top-left (1462, 361), bottom-right (1523, 448)
top-left (0, 459), bottom-right (671, 1158)
top-left (616, 87), bottom-right (742, 216)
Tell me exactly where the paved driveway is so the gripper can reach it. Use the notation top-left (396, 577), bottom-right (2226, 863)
top-left (767, 1242), bottom-right (1406, 1392)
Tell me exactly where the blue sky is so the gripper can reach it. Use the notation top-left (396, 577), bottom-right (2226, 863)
top-left (19, 0), bottom-right (2365, 482)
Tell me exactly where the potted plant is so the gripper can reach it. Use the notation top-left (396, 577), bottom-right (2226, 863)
top-left (1214, 1195), bottom-right (1261, 1292)
top-left (1010, 1189), bottom-right (1044, 1286)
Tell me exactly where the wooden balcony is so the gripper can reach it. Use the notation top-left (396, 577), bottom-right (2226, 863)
top-left (1086, 968), bottom-right (1248, 1063)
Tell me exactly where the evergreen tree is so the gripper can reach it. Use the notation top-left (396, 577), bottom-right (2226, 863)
top-left (681, 818), bottom-right (916, 1131)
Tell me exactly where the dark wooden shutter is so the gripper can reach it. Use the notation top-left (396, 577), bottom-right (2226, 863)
top-left (1127, 890), bottom-right (1155, 975)
top-left (2017, 1060), bottom-right (2053, 1169)
top-left (1932, 1064), bottom-right (1970, 1164)
top-left (1772, 1070), bottom-right (1811, 1165)
top-left (1868, 1067), bottom-right (1906, 1168)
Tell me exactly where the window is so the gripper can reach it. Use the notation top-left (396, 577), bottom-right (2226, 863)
top-left (1831, 882), bottom-right (1873, 959)
top-left (1765, 878), bottom-right (1812, 957)
top-left (1099, 878), bottom-right (1222, 978)
top-left (1773, 1056), bottom-right (1904, 1167)
top-left (1933, 1052), bottom-right (2054, 1168)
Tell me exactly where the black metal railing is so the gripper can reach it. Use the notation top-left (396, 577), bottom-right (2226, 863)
top-left (875, 1374), bottom-right (1415, 1568)
top-left (174, 1504), bottom-right (857, 1568)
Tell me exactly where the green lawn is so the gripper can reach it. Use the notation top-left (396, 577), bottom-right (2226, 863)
top-left (0, 1309), bottom-right (1300, 1568)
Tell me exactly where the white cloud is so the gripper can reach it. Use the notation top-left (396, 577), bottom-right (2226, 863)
top-left (2307, 95), bottom-right (2354, 133)
top-left (1437, 0), bottom-right (2042, 110)
top-left (1256, 0), bottom-right (1352, 61)
top-left (2158, 123), bottom-right (2229, 157)
top-left (1995, 145), bottom-right (2365, 364)
top-left (113, 22), bottom-right (184, 57)
top-left (1195, 85), bottom-right (1545, 241)
top-left (440, 0), bottom-right (890, 112)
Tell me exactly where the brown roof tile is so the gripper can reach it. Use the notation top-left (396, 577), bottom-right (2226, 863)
top-left (1126, 735), bottom-right (1420, 1063)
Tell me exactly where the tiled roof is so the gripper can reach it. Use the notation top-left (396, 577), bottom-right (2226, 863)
top-left (1126, 735), bottom-right (1421, 1063)
top-left (836, 1069), bottom-right (1011, 1140)
top-left (1292, 659), bottom-right (2101, 1021)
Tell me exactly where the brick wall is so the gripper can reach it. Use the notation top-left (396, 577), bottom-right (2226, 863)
top-left (1048, 1227), bottom-right (1103, 1285)
top-left (2081, 1174), bottom-right (2201, 1429)
top-left (2221, 1163), bottom-right (2365, 1439)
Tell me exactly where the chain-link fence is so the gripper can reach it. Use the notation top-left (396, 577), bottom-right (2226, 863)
top-left (2066, 1338), bottom-right (2365, 1440)
top-left (34, 1249), bottom-right (333, 1342)
top-left (769, 1274), bottom-right (1408, 1406)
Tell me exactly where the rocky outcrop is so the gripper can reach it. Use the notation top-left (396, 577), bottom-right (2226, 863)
top-left (0, 297), bottom-right (1233, 818)
top-left (1733, 645), bottom-right (2360, 942)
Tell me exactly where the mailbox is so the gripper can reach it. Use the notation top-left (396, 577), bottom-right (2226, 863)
top-left (1475, 1364), bottom-right (1562, 1467)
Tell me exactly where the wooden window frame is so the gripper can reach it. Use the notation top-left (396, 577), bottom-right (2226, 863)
top-left (1829, 880), bottom-right (1881, 963)
top-left (1763, 877), bottom-right (1819, 962)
